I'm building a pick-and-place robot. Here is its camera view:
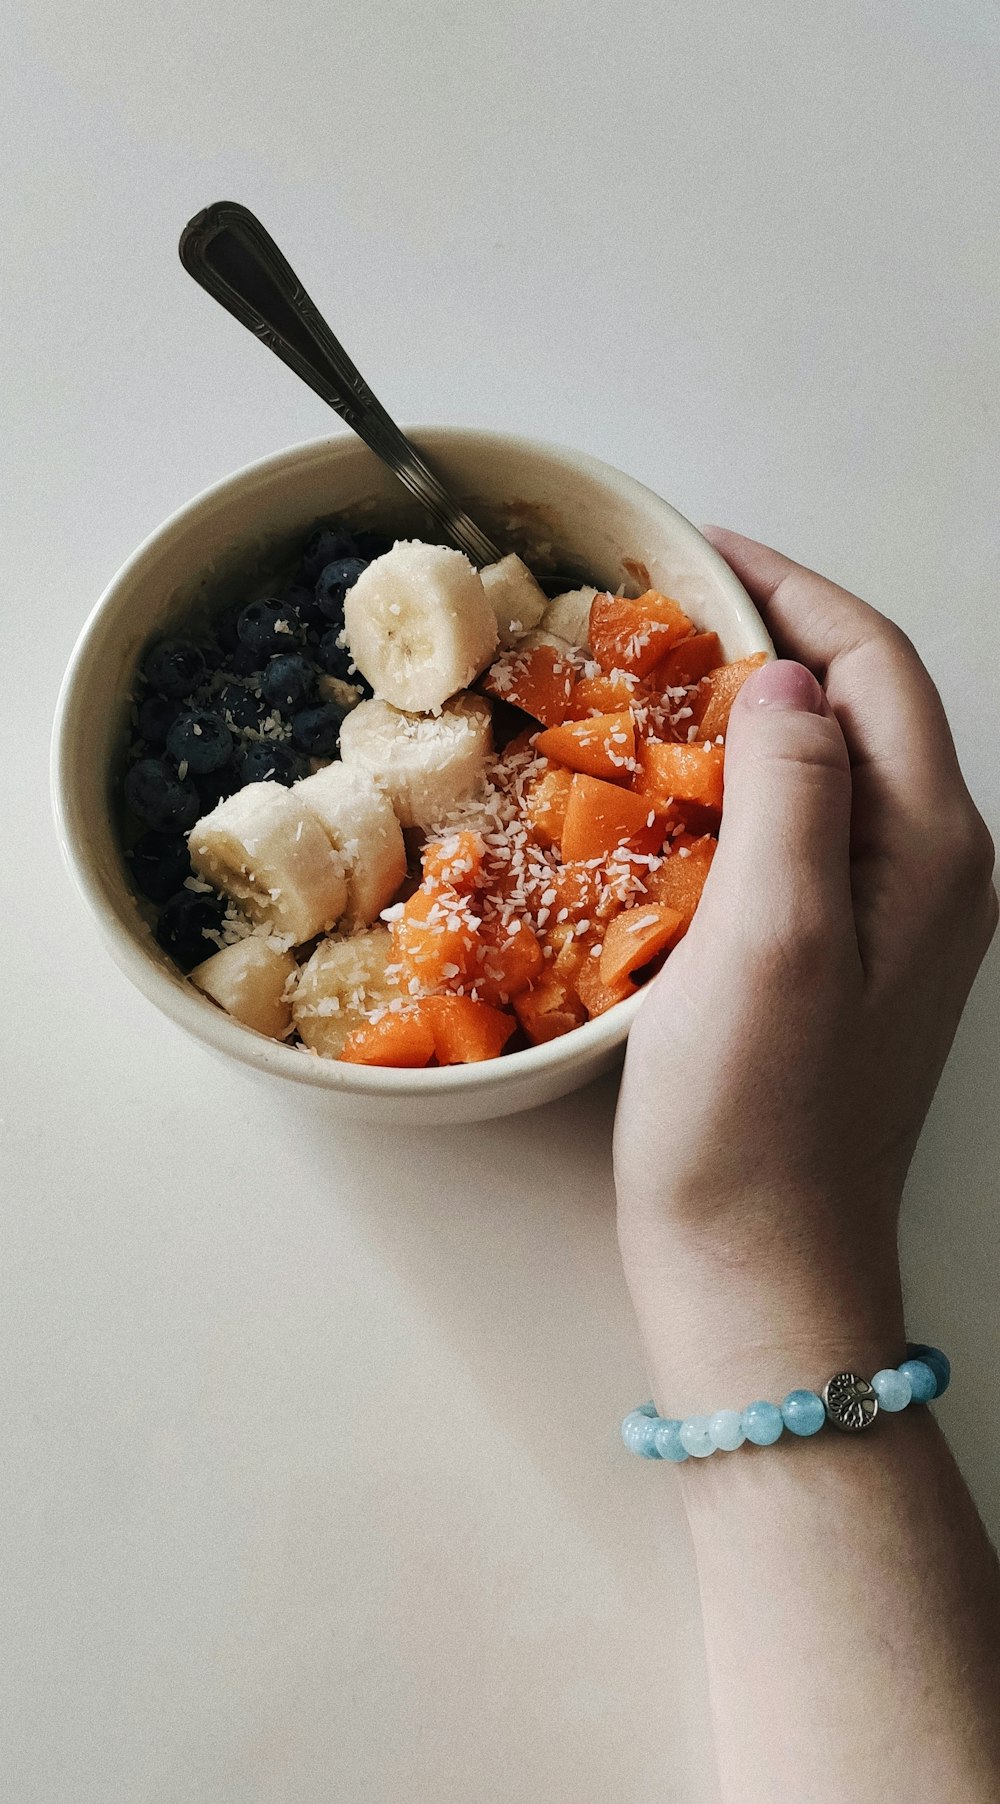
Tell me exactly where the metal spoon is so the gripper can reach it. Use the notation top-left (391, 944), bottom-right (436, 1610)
top-left (179, 201), bottom-right (504, 568)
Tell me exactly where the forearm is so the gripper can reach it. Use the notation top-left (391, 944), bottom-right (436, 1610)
top-left (686, 1409), bottom-right (1000, 1802)
top-left (660, 1338), bottom-right (1000, 1803)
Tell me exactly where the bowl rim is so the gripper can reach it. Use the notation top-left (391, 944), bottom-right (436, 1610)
top-left (51, 425), bottom-right (769, 1097)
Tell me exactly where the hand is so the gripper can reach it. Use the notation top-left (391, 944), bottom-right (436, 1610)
top-left (615, 530), bottom-right (997, 1412)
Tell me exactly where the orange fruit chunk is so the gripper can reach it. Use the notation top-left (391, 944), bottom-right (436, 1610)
top-left (424, 995), bottom-right (516, 1063)
top-left (421, 830), bottom-right (486, 892)
top-left (523, 762), bottom-right (574, 849)
top-left (391, 883), bottom-right (480, 990)
top-left (575, 951), bottom-right (634, 1017)
top-left (543, 860), bottom-right (604, 925)
top-left (599, 902), bottom-right (685, 990)
top-left (560, 773), bottom-right (658, 863)
top-left (471, 916), bottom-right (545, 1005)
top-left (692, 652), bottom-right (768, 739)
top-left (637, 740), bottom-right (725, 813)
top-left (590, 590), bottom-right (694, 678)
top-left (513, 970), bottom-right (588, 1044)
top-left (340, 1007), bottom-right (436, 1067)
top-left (564, 669), bottom-right (652, 719)
top-left (534, 710), bottom-right (636, 783)
top-left (644, 834), bottom-right (716, 934)
top-left (482, 644), bottom-right (577, 727)
top-left (650, 631), bottom-right (723, 691)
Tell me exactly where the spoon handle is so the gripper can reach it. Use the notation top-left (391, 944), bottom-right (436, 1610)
top-left (179, 202), bottom-right (502, 567)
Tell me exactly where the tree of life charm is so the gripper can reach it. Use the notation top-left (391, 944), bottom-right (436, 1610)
top-left (823, 1372), bottom-right (879, 1432)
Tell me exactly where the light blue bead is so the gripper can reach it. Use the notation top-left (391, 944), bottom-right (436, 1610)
top-left (908, 1344), bottom-right (950, 1397)
top-left (742, 1401), bottom-right (784, 1446)
top-left (708, 1409), bottom-right (746, 1452)
top-left (781, 1389), bottom-right (826, 1436)
top-left (679, 1416), bottom-right (715, 1458)
top-left (653, 1419), bottom-right (689, 1462)
top-left (898, 1360), bottom-right (936, 1404)
top-left (871, 1368), bottom-right (912, 1412)
top-left (622, 1410), bottom-right (662, 1457)
top-left (637, 1400), bottom-right (659, 1417)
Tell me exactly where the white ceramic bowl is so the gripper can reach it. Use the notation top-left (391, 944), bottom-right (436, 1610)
top-left (52, 428), bottom-right (771, 1125)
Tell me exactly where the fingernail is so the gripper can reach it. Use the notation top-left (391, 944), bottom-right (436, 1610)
top-left (752, 660), bottom-right (823, 713)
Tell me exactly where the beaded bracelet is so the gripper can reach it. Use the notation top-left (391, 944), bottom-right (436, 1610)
top-left (622, 1343), bottom-right (950, 1461)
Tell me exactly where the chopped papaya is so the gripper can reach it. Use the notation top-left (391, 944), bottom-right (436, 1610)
top-left (340, 1006), bottom-right (436, 1067)
top-left (589, 590), bottom-right (694, 678)
top-left (498, 723), bottom-right (539, 762)
top-left (523, 762), bottom-right (574, 849)
top-left (564, 668), bottom-right (653, 719)
top-left (575, 949), bottom-right (635, 1017)
top-left (421, 830), bottom-right (486, 891)
top-left (650, 631), bottom-right (723, 692)
top-left (692, 652), bottom-right (768, 739)
top-left (513, 970), bottom-right (588, 1045)
top-left (391, 883), bottom-right (480, 990)
top-left (599, 903), bottom-right (685, 990)
top-left (471, 916), bottom-right (545, 1005)
top-left (637, 740), bottom-right (725, 813)
top-left (534, 711), bottom-right (637, 783)
top-left (667, 801), bottom-right (722, 837)
top-left (561, 774), bottom-right (659, 863)
top-left (545, 918), bottom-right (591, 974)
top-left (644, 834), bottom-right (716, 932)
top-left (482, 644), bottom-right (577, 727)
top-left (543, 860), bottom-right (605, 926)
top-left (424, 995), bottom-right (516, 1063)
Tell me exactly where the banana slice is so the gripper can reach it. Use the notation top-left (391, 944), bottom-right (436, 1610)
top-left (292, 926), bottom-right (397, 1059)
top-left (479, 553), bottom-right (547, 648)
top-left (188, 782), bottom-right (347, 945)
top-left (539, 585), bottom-right (597, 650)
top-left (190, 936), bottom-right (297, 1040)
top-left (517, 626), bottom-right (577, 656)
top-left (344, 541), bottom-right (497, 714)
top-left (294, 762), bottom-right (407, 926)
top-left (339, 694), bottom-right (493, 830)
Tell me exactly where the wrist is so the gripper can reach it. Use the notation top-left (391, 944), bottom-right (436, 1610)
top-left (621, 1221), bottom-right (905, 1418)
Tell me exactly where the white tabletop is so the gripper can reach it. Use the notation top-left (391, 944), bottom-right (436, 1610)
top-left (5, 5), bottom-right (1000, 1799)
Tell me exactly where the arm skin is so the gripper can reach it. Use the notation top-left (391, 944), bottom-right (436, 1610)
top-left (614, 530), bottom-right (1000, 1803)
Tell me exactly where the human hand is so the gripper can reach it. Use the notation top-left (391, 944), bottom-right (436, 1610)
top-left (615, 530), bottom-right (997, 1413)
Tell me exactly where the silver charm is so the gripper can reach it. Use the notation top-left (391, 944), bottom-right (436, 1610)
top-left (823, 1371), bottom-right (879, 1432)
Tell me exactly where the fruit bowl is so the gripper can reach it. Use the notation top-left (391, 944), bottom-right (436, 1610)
top-left (51, 428), bottom-right (771, 1125)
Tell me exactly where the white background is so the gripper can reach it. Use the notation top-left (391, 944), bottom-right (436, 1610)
top-left (4, 4), bottom-right (999, 1799)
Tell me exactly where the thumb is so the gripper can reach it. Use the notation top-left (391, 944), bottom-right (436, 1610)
top-left (706, 659), bottom-right (854, 941)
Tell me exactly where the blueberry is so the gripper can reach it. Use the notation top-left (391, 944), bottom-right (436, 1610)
top-left (155, 889), bottom-right (227, 971)
top-left (196, 764), bottom-right (242, 812)
top-left (300, 526), bottom-right (357, 584)
top-left (217, 681), bottom-right (269, 732)
top-left (142, 638), bottom-right (206, 699)
top-left (213, 601), bottom-right (245, 653)
top-left (165, 709), bottom-right (233, 775)
top-left (317, 625), bottom-right (351, 678)
top-left (291, 701), bottom-right (346, 757)
top-left (225, 642), bottom-right (263, 678)
top-left (235, 742), bottom-right (304, 787)
top-left (128, 832), bottom-right (192, 902)
top-left (124, 758), bottom-right (201, 833)
top-left (315, 556), bottom-right (367, 622)
top-left (137, 694), bottom-right (180, 748)
top-left (261, 653), bottom-right (317, 712)
top-left (317, 629), bottom-right (372, 698)
top-left (237, 598), bottom-right (301, 658)
top-left (284, 579), bottom-right (326, 630)
top-left (352, 528), bottom-right (392, 561)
